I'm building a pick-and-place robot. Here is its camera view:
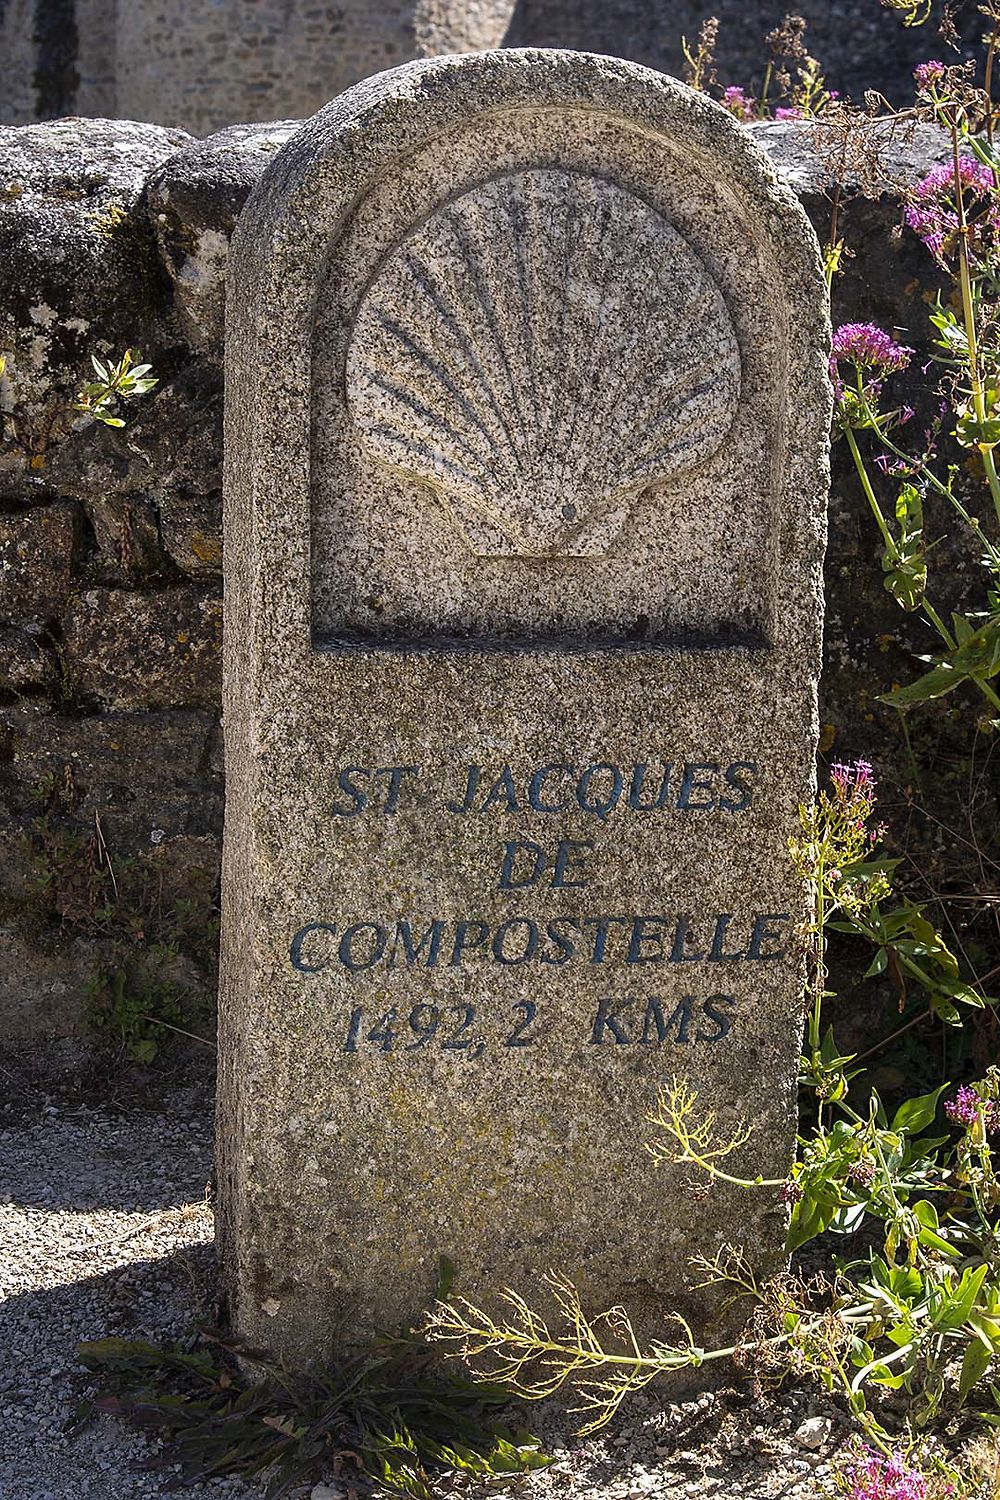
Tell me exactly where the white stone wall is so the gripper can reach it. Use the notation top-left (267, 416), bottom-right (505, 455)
top-left (74, 0), bottom-right (117, 118)
top-left (0, 0), bottom-right (517, 134)
top-left (0, 0), bottom-right (40, 125)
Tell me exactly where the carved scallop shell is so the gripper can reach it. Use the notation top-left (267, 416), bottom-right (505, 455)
top-left (346, 168), bottom-right (741, 558)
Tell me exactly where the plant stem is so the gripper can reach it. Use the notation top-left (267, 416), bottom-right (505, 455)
top-left (137, 1014), bottom-right (216, 1049)
top-left (844, 427), bottom-right (899, 558)
top-left (846, 416), bottom-right (1000, 712)
top-left (950, 120), bottom-right (1000, 526)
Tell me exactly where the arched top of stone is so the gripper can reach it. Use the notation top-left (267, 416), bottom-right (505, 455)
top-left (225, 49), bottom-right (830, 659)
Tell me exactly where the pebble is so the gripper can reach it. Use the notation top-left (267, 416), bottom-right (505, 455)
top-left (794, 1415), bottom-right (833, 1451)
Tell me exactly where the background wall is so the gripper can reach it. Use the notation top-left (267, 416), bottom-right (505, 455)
top-left (0, 114), bottom-right (994, 1052)
top-left (0, 0), bottom-right (991, 134)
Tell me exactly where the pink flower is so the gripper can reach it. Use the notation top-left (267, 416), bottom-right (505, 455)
top-left (775, 106), bottom-right (804, 120)
top-left (722, 85), bottom-right (755, 121)
top-left (945, 1084), bottom-right (1000, 1131)
top-left (873, 454), bottom-right (911, 475)
top-left (831, 759), bottom-right (877, 797)
top-left (913, 59), bottom-right (946, 90)
top-left (831, 1442), bottom-right (943, 1500)
top-left (831, 324), bottom-right (913, 375)
top-left (905, 156), bottom-right (1000, 259)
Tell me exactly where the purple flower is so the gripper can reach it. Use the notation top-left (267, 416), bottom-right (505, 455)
top-left (722, 85), bottom-right (755, 121)
top-left (913, 59), bottom-right (946, 90)
top-left (831, 758), bottom-right (877, 798)
top-left (775, 105), bottom-right (804, 120)
top-left (873, 453), bottom-right (911, 475)
top-left (905, 156), bottom-right (1000, 258)
top-left (831, 1442), bottom-right (942, 1500)
top-left (828, 760), bottom-right (880, 841)
top-left (831, 324), bottom-right (913, 375)
top-left (945, 1083), bottom-right (1000, 1131)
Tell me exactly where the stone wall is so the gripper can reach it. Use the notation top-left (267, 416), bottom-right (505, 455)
top-left (0, 2), bottom-right (990, 133)
top-left (0, 110), bottom-right (992, 1045)
top-left (0, 0), bottom-right (520, 133)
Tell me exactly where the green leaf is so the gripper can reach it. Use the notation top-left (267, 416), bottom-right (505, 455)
top-left (969, 1314), bottom-right (1000, 1351)
top-left (891, 1086), bottom-right (946, 1136)
top-left (882, 485), bottom-right (927, 610)
top-left (913, 1198), bottom-right (939, 1230)
top-left (864, 947), bottom-right (889, 978)
top-left (918, 1224), bottom-right (961, 1258)
top-left (956, 410), bottom-right (1000, 450)
top-left (936, 979), bottom-right (986, 1009)
top-left (935, 1264), bottom-right (990, 1331)
top-left (435, 1255), bottom-right (455, 1299)
top-left (883, 663), bottom-right (964, 707)
top-left (786, 1192), bottom-right (838, 1252)
top-left (961, 1339), bottom-right (992, 1400)
top-left (929, 996), bottom-right (962, 1026)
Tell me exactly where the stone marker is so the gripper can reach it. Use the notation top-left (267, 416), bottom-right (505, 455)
top-left (218, 48), bottom-right (830, 1368)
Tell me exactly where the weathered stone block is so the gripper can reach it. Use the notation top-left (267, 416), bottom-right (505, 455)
top-left (145, 123), bottom-right (302, 349)
top-left (62, 586), bottom-right (222, 709)
top-left (218, 52), bottom-right (829, 1369)
top-left (0, 928), bottom-right (106, 1038)
top-left (47, 359), bottom-right (224, 578)
top-left (0, 501), bottom-right (79, 621)
top-left (0, 119), bottom-right (191, 488)
top-left (0, 623), bottom-right (59, 693)
top-left (0, 706), bottom-right (223, 854)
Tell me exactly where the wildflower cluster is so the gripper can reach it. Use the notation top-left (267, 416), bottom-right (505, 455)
top-left (790, 758), bottom-right (890, 923)
top-left (944, 1082), bottom-right (1000, 1133)
top-left (831, 325), bottom-right (913, 377)
top-left (688, 11), bottom-right (835, 122)
top-left (721, 85), bottom-right (755, 121)
top-left (790, 758), bottom-right (978, 1102)
top-left (905, 157), bottom-right (1000, 262)
top-left (828, 51), bottom-right (1000, 717)
top-left (830, 1442), bottom-right (946, 1500)
top-left (830, 323), bottom-right (913, 429)
top-left (830, 757), bottom-right (880, 826)
top-left (913, 59), bottom-right (947, 93)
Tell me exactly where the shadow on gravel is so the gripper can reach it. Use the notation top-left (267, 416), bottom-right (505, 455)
top-left (0, 1240), bottom-right (219, 1369)
top-left (0, 1095), bottom-right (214, 1212)
top-left (0, 1232), bottom-right (832, 1499)
top-left (0, 1243), bottom-right (228, 1499)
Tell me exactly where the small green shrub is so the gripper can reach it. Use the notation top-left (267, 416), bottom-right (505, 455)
top-left (85, 955), bottom-right (210, 1063)
top-left (74, 1326), bottom-right (549, 1500)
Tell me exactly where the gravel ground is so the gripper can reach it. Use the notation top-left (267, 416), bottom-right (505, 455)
top-left (0, 1061), bottom-right (847, 1499)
